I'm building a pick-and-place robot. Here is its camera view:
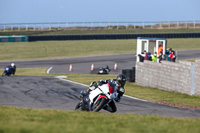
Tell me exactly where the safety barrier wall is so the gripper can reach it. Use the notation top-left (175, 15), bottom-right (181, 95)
top-left (0, 35), bottom-right (28, 42)
top-left (195, 60), bottom-right (200, 95)
top-left (28, 32), bottom-right (200, 41)
top-left (135, 60), bottom-right (200, 96)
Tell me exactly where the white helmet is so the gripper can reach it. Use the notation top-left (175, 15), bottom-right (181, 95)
top-left (11, 63), bottom-right (15, 67)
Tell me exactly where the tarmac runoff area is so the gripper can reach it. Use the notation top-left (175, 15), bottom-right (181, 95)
top-left (0, 50), bottom-right (200, 118)
top-left (1, 76), bottom-right (200, 118)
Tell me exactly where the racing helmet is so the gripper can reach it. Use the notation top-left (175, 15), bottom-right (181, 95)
top-left (116, 74), bottom-right (126, 87)
top-left (11, 63), bottom-right (15, 67)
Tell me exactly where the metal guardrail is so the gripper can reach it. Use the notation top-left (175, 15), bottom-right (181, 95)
top-left (0, 20), bottom-right (200, 32)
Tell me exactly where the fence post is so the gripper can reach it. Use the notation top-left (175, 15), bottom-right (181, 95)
top-left (194, 20), bottom-right (196, 28)
top-left (34, 24), bottom-right (36, 31)
top-left (49, 23), bottom-right (51, 31)
top-left (191, 63), bottom-right (195, 95)
top-left (160, 21), bottom-right (162, 28)
top-left (143, 22), bottom-right (145, 29)
top-left (18, 24), bottom-right (21, 31)
top-left (186, 21), bottom-right (188, 29)
top-left (126, 22), bottom-right (128, 29)
top-left (4, 24), bottom-right (6, 31)
top-left (58, 22), bottom-right (60, 30)
top-left (177, 21), bottom-right (179, 28)
top-left (91, 22), bottom-right (93, 30)
top-left (66, 22), bottom-right (68, 28)
top-left (11, 24), bottom-right (14, 31)
top-left (134, 22), bottom-right (136, 29)
top-left (26, 24), bottom-right (28, 31)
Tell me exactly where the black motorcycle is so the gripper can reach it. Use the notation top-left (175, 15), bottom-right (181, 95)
top-left (2, 67), bottom-right (12, 76)
top-left (98, 66), bottom-right (111, 74)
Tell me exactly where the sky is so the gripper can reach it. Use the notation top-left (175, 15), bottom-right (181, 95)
top-left (0, 0), bottom-right (200, 23)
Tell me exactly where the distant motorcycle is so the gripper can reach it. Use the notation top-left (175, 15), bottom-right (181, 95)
top-left (2, 67), bottom-right (12, 76)
top-left (98, 66), bottom-right (111, 74)
top-left (75, 82), bottom-right (118, 112)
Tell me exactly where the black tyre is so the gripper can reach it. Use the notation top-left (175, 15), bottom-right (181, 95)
top-left (92, 97), bottom-right (107, 112)
top-left (2, 72), bottom-right (6, 77)
top-left (75, 102), bottom-right (82, 111)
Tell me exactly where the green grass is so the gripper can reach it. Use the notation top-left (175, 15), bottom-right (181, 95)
top-left (0, 38), bottom-right (200, 61)
top-left (1, 28), bottom-right (200, 35)
top-left (0, 105), bottom-right (200, 133)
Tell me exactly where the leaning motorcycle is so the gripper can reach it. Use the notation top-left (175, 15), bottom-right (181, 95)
top-left (75, 82), bottom-right (118, 112)
top-left (98, 67), bottom-right (110, 74)
top-left (2, 67), bottom-right (11, 76)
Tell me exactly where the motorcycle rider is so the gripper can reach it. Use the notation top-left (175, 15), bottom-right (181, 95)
top-left (88, 74), bottom-right (126, 113)
top-left (8, 63), bottom-right (16, 75)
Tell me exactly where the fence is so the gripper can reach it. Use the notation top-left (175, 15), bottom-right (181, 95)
top-left (0, 20), bottom-right (200, 32)
top-left (135, 60), bottom-right (200, 96)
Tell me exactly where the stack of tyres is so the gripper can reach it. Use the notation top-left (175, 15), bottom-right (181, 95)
top-left (122, 68), bottom-right (135, 82)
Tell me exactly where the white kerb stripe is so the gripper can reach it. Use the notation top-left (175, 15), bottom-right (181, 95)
top-left (47, 67), bottom-right (53, 74)
top-left (55, 76), bottom-right (147, 102)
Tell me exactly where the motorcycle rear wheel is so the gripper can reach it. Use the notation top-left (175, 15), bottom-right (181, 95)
top-left (92, 97), bottom-right (107, 112)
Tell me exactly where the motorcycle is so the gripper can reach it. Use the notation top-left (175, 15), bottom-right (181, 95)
top-left (98, 66), bottom-right (111, 74)
top-left (75, 81), bottom-right (118, 112)
top-left (2, 67), bottom-right (12, 76)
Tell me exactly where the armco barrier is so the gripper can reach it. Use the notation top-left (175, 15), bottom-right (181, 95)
top-left (28, 32), bottom-right (200, 41)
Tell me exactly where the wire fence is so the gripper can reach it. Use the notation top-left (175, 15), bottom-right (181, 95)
top-left (0, 20), bottom-right (200, 32)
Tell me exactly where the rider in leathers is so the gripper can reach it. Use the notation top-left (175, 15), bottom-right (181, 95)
top-left (88, 74), bottom-right (126, 113)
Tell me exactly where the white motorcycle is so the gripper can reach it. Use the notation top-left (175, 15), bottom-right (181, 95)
top-left (75, 82), bottom-right (118, 112)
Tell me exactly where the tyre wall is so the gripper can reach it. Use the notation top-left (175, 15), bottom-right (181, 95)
top-left (28, 32), bottom-right (200, 41)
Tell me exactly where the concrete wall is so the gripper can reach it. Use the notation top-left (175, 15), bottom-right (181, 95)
top-left (195, 60), bottom-right (200, 95)
top-left (136, 60), bottom-right (199, 95)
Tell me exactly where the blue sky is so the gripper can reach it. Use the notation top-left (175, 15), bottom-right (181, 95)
top-left (0, 0), bottom-right (199, 23)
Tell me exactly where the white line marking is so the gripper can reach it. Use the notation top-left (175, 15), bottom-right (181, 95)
top-left (59, 78), bottom-right (89, 87)
top-left (123, 95), bottom-right (148, 102)
top-left (47, 67), bottom-right (53, 74)
top-left (56, 76), bottom-right (147, 102)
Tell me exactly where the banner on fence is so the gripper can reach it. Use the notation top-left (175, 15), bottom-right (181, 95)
top-left (0, 35), bottom-right (28, 42)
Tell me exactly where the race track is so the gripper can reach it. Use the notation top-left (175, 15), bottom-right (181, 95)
top-left (0, 50), bottom-right (200, 75)
top-left (0, 50), bottom-right (200, 118)
top-left (0, 76), bottom-right (200, 118)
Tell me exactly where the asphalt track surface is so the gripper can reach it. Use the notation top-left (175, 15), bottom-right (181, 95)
top-left (1, 76), bottom-right (200, 118)
top-left (0, 50), bottom-right (200, 118)
top-left (0, 50), bottom-right (200, 75)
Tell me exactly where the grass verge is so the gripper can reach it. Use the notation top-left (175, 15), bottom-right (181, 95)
top-left (0, 38), bottom-right (200, 61)
top-left (1, 105), bottom-right (200, 133)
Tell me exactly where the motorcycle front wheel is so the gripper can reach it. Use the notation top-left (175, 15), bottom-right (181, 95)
top-left (75, 102), bottom-right (82, 111)
top-left (92, 97), bottom-right (107, 112)
top-left (2, 72), bottom-right (6, 77)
